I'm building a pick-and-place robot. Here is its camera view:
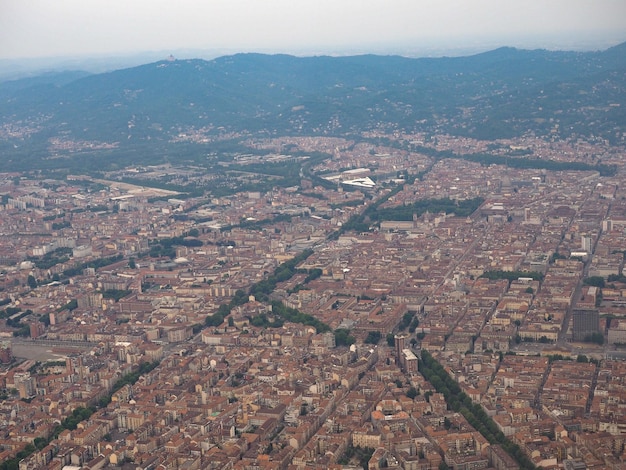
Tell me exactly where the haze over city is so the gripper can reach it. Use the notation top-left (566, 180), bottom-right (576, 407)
top-left (1, 0), bottom-right (626, 70)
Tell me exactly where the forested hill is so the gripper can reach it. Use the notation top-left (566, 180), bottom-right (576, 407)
top-left (1, 43), bottom-right (625, 171)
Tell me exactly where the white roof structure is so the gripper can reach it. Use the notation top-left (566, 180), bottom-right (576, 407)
top-left (342, 176), bottom-right (375, 188)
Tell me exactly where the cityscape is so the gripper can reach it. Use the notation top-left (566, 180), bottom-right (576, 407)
top-left (1, 125), bottom-right (626, 470)
top-left (1, 40), bottom-right (626, 470)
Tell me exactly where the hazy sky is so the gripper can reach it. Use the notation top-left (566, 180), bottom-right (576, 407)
top-left (1, 0), bottom-right (625, 60)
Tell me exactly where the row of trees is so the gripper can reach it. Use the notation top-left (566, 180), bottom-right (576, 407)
top-left (23, 252), bottom-right (124, 283)
top-left (248, 249), bottom-right (314, 302)
top-left (407, 142), bottom-right (617, 177)
top-left (480, 270), bottom-right (544, 282)
top-left (398, 310), bottom-right (419, 332)
top-left (220, 213), bottom-right (293, 232)
top-left (0, 306), bottom-right (21, 319)
top-left (370, 197), bottom-right (484, 223)
top-left (0, 361), bottom-right (159, 470)
top-left (419, 350), bottom-right (537, 470)
top-left (101, 289), bottom-right (132, 302)
top-left (246, 301), bottom-right (331, 334)
top-left (148, 234), bottom-right (203, 259)
top-left (27, 247), bottom-right (73, 270)
top-left (288, 268), bottom-right (323, 294)
top-left (205, 249), bottom-right (332, 334)
top-left (270, 301), bottom-right (330, 333)
top-left (62, 254), bottom-right (124, 278)
top-left (204, 291), bottom-right (248, 327)
top-left (460, 152), bottom-right (616, 177)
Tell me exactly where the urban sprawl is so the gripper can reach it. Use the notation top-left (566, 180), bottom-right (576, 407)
top-left (1, 132), bottom-right (626, 470)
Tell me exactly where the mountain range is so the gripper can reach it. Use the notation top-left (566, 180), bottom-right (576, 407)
top-left (1, 43), bottom-right (625, 172)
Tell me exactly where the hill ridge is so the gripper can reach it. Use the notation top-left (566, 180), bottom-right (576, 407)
top-left (0, 42), bottom-right (625, 172)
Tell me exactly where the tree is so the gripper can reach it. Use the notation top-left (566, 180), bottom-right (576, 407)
top-left (39, 313), bottom-right (50, 327)
top-left (364, 331), bottom-right (381, 344)
top-left (27, 274), bottom-right (37, 289)
top-left (335, 329), bottom-right (356, 347)
top-left (34, 437), bottom-right (47, 450)
top-left (584, 332), bottom-right (604, 345)
top-left (583, 276), bottom-right (605, 288)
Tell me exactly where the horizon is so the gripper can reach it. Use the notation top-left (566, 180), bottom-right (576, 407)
top-left (1, 0), bottom-right (625, 78)
top-left (2, 35), bottom-right (625, 82)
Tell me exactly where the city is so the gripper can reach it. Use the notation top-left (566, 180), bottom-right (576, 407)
top-left (1, 128), bottom-right (626, 469)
